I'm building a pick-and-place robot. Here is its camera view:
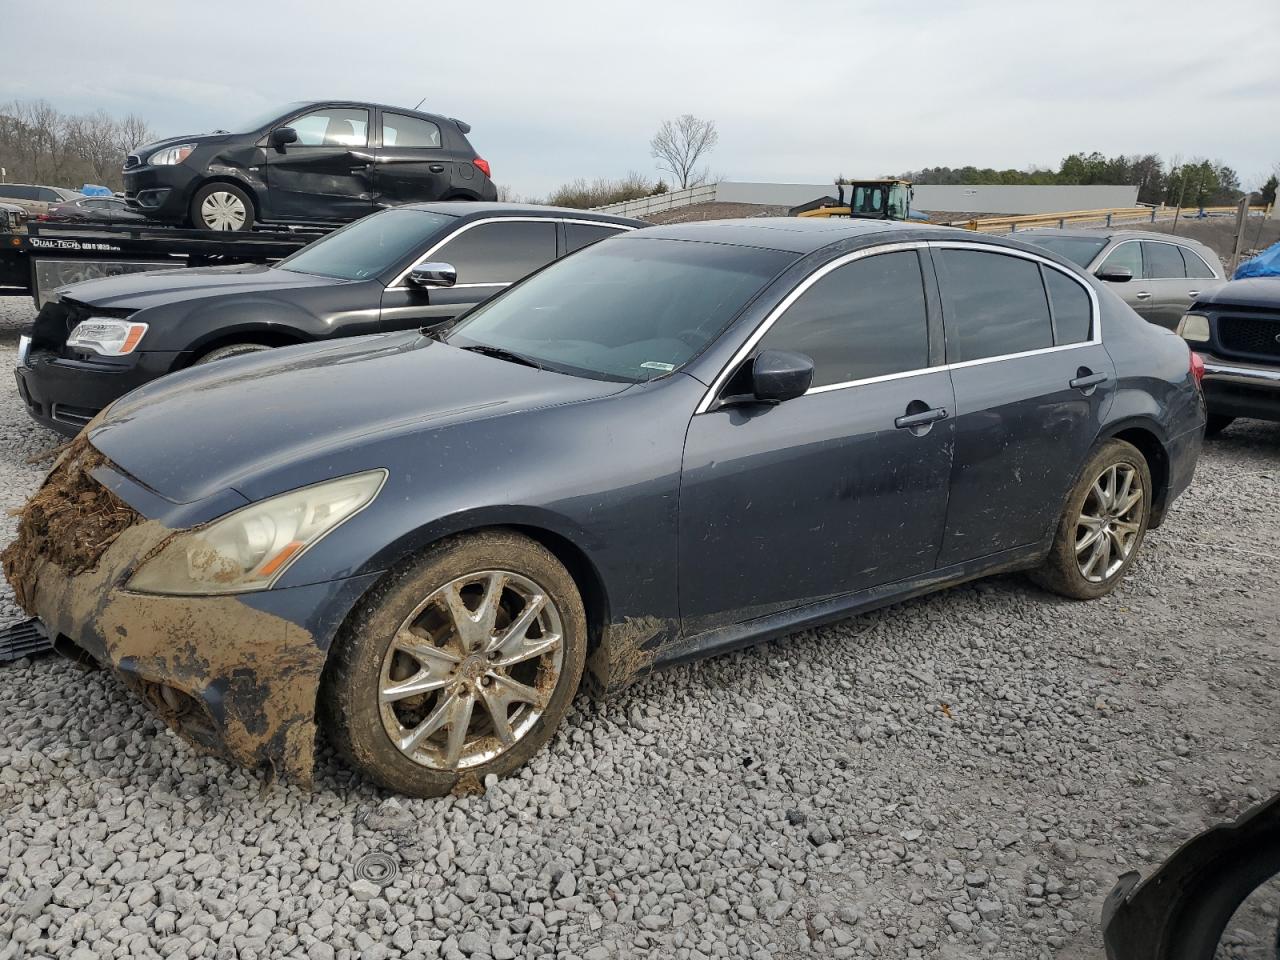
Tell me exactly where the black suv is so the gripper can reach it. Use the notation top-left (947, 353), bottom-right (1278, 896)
top-left (123, 101), bottom-right (497, 231)
top-left (16, 204), bottom-right (642, 435)
top-left (1176, 277), bottom-right (1280, 435)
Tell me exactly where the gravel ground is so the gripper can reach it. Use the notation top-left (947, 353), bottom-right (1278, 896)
top-left (0, 294), bottom-right (1278, 960)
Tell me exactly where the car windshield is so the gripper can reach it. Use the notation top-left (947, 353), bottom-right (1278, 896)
top-left (230, 102), bottom-right (306, 133)
top-left (445, 237), bottom-right (792, 382)
top-left (1024, 235), bottom-right (1108, 267)
top-left (277, 209), bottom-right (455, 281)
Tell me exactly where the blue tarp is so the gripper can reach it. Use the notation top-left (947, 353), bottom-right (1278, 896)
top-left (80, 184), bottom-right (112, 197)
top-left (1235, 240), bottom-right (1280, 279)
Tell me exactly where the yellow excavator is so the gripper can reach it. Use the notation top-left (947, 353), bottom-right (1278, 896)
top-left (789, 178), bottom-right (917, 221)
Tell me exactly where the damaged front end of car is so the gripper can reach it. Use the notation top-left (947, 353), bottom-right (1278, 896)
top-left (2, 433), bottom-right (380, 785)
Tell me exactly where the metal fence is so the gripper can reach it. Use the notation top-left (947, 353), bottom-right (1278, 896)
top-left (591, 183), bottom-right (718, 217)
top-left (966, 205), bottom-right (1273, 233)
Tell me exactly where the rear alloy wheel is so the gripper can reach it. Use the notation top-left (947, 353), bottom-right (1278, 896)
top-left (191, 183), bottom-right (255, 231)
top-left (1030, 439), bottom-right (1152, 600)
top-left (324, 531), bottom-right (586, 796)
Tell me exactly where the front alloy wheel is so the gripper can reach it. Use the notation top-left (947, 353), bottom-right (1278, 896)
top-left (378, 570), bottom-right (564, 771)
top-left (324, 530), bottom-right (587, 796)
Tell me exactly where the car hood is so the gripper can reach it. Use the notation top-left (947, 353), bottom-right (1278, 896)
top-left (133, 133), bottom-right (232, 157)
top-left (59, 264), bottom-right (346, 312)
top-left (89, 332), bottom-right (633, 506)
top-left (1196, 277), bottom-right (1280, 311)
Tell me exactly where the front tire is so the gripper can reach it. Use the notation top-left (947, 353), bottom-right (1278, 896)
top-left (322, 530), bottom-right (587, 797)
top-left (194, 343), bottom-right (271, 365)
top-left (1030, 439), bottom-right (1152, 600)
top-left (190, 182), bottom-right (255, 231)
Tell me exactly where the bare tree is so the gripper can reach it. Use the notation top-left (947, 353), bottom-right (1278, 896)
top-left (650, 114), bottom-right (718, 190)
top-left (116, 114), bottom-right (153, 156)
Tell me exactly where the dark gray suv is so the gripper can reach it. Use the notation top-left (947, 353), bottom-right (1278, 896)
top-left (123, 101), bottom-right (498, 231)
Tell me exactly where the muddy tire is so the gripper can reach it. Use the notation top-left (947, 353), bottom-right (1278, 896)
top-left (194, 343), bottom-right (271, 365)
top-left (1204, 414), bottom-right (1235, 437)
top-left (322, 530), bottom-right (587, 797)
top-left (1029, 439), bottom-right (1152, 600)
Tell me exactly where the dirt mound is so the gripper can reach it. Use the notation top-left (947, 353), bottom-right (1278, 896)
top-left (2, 432), bottom-right (139, 614)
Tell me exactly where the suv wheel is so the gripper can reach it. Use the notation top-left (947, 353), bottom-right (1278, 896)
top-left (1031, 439), bottom-right (1152, 600)
top-left (323, 530), bottom-right (587, 796)
top-left (191, 183), bottom-right (255, 231)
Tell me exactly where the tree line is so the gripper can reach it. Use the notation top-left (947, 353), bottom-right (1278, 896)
top-left (0, 100), bottom-right (154, 191)
top-left (894, 152), bottom-right (1277, 208)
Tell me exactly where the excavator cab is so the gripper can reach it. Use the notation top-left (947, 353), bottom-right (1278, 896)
top-left (790, 179), bottom-right (915, 221)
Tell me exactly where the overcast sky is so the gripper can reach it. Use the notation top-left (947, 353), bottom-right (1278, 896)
top-left (4, 0), bottom-right (1277, 194)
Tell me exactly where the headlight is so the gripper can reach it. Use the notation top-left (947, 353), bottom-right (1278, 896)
top-left (1178, 313), bottom-right (1211, 342)
top-left (67, 319), bottom-right (148, 356)
top-left (128, 470), bottom-right (387, 595)
top-left (148, 143), bottom-right (196, 165)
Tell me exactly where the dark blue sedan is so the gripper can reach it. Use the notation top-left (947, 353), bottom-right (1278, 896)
top-left (5, 218), bottom-right (1205, 795)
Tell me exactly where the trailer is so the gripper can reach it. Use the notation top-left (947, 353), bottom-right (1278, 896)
top-left (0, 210), bottom-right (336, 307)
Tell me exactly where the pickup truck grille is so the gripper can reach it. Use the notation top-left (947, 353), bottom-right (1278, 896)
top-left (1217, 314), bottom-right (1280, 361)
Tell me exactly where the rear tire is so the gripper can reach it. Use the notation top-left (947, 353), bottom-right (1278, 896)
top-left (322, 530), bottom-right (587, 797)
top-left (1030, 439), bottom-right (1152, 600)
top-left (194, 343), bottom-right (270, 365)
top-left (1204, 414), bottom-right (1235, 437)
top-left (190, 182), bottom-right (255, 231)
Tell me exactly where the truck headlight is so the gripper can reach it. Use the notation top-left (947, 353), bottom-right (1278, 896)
top-left (67, 319), bottom-right (149, 356)
top-left (128, 470), bottom-right (387, 595)
top-left (1177, 313), bottom-right (1210, 342)
top-left (148, 143), bottom-right (196, 165)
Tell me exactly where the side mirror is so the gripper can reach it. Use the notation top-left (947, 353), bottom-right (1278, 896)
top-left (408, 262), bottom-right (457, 288)
top-left (752, 349), bottom-right (814, 403)
top-left (1095, 266), bottom-right (1132, 283)
top-left (269, 127), bottom-right (298, 149)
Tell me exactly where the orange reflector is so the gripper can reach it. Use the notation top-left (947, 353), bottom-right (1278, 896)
top-left (257, 541), bottom-right (304, 578)
top-left (120, 324), bottom-right (147, 354)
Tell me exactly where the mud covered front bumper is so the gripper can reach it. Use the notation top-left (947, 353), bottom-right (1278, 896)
top-left (19, 468), bottom-right (380, 784)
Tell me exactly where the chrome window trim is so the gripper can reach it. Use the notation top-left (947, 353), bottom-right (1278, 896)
top-left (1091, 237), bottom-right (1222, 281)
top-left (694, 239), bottom-right (1101, 413)
top-left (388, 217), bottom-right (636, 290)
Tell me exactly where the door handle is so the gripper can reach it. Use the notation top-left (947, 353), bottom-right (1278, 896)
top-left (1134, 291), bottom-right (1152, 300)
top-left (895, 407), bottom-right (949, 430)
top-left (1187, 290), bottom-right (1200, 298)
top-left (429, 163), bottom-right (446, 173)
top-left (1069, 370), bottom-right (1108, 393)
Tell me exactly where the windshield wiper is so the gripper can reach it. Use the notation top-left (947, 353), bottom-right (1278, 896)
top-left (458, 343), bottom-right (544, 370)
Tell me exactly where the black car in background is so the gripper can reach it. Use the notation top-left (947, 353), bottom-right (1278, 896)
top-left (123, 101), bottom-right (498, 231)
top-left (7, 219), bottom-right (1205, 795)
top-left (16, 203), bottom-right (641, 435)
top-left (41, 195), bottom-right (146, 224)
top-left (1176, 277), bottom-right (1280, 434)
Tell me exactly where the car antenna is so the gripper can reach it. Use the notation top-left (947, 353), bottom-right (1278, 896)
top-left (413, 96), bottom-right (427, 110)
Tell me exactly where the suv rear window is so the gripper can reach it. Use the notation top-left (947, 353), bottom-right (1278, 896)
top-left (1142, 242), bottom-right (1185, 279)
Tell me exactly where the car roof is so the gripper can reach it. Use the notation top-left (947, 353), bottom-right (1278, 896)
top-left (616, 217), bottom-right (995, 254)
top-left (1019, 226), bottom-right (1212, 247)
top-left (294, 100), bottom-right (466, 126)
top-left (397, 202), bottom-right (646, 228)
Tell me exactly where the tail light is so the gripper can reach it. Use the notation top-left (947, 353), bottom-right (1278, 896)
top-left (473, 157), bottom-right (491, 178)
top-left (1189, 350), bottom-right (1205, 388)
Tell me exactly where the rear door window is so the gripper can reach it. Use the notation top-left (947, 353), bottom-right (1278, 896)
top-left (938, 249), bottom-right (1053, 362)
top-left (382, 112), bottom-right (442, 148)
top-left (1043, 268), bottom-right (1093, 345)
top-left (1098, 242), bottom-right (1143, 277)
top-left (756, 250), bottom-right (930, 387)
top-left (565, 222), bottom-right (628, 253)
top-left (1179, 246), bottom-right (1217, 279)
top-left (0, 185), bottom-right (38, 200)
top-left (433, 221), bottom-right (558, 284)
top-left (1143, 242), bottom-right (1186, 279)
top-left (291, 107), bottom-right (370, 147)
